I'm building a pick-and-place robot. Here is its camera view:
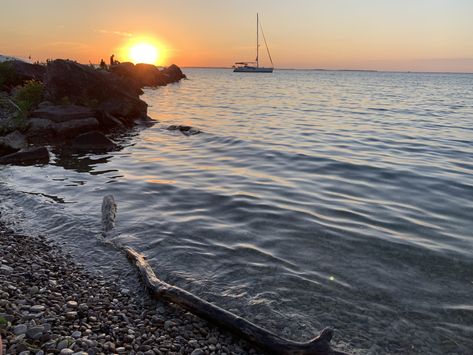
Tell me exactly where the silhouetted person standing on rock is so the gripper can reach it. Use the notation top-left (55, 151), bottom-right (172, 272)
top-left (110, 54), bottom-right (115, 66)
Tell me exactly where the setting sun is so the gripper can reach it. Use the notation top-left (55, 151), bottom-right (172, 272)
top-left (129, 43), bottom-right (159, 65)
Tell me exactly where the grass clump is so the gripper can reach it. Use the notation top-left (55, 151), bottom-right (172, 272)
top-left (13, 80), bottom-right (44, 114)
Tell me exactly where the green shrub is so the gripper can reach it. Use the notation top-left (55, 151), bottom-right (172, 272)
top-left (13, 80), bottom-right (44, 114)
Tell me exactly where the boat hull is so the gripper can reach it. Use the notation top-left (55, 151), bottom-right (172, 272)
top-left (233, 67), bottom-right (273, 73)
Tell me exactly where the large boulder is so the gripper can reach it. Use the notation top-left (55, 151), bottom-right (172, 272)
top-left (161, 64), bottom-right (186, 84)
top-left (0, 146), bottom-right (49, 165)
top-left (0, 131), bottom-right (27, 156)
top-left (44, 60), bottom-right (148, 124)
top-left (111, 62), bottom-right (168, 87)
top-left (31, 105), bottom-right (96, 123)
top-left (25, 116), bottom-right (100, 141)
top-left (71, 131), bottom-right (116, 152)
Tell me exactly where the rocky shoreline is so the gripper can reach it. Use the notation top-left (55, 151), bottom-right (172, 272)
top-left (0, 222), bottom-right (263, 355)
top-left (0, 58), bottom-right (189, 165)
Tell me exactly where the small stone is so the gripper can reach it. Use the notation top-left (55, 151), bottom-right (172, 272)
top-left (29, 286), bottom-right (39, 294)
top-left (124, 334), bottom-right (135, 343)
top-left (13, 323), bottom-right (27, 335)
top-left (18, 351), bottom-right (30, 355)
top-left (60, 349), bottom-right (74, 355)
top-left (66, 300), bottom-right (78, 308)
top-left (26, 325), bottom-right (44, 339)
top-left (190, 349), bottom-right (204, 355)
top-left (71, 331), bottom-right (82, 339)
top-left (0, 264), bottom-right (13, 273)
top-left (164, 320), bottom-right (175, 330)
top-left (30, 305), bottom-right (46, 312)
top-left (65, 311), bottom-right (77, 319)
top-left (208, 337), bottom-right (218, 345)
top-left (116, 347), bottom-right (126, 353)
top-left (57, 339), bottom-right (69, 350)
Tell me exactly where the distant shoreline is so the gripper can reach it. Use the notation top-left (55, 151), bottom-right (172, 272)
top-left (182, 66), bottom-right (473, 75)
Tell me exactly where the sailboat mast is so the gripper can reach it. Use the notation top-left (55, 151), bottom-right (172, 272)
top-left (256, 13), bottom-right (259, 68)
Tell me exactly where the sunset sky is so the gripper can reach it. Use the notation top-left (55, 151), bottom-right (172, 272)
top-left (1, 0), bottom-right (472, 72)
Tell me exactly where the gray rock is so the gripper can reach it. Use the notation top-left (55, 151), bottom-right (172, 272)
top-left (208, 336), bottom-right (218, 345)
top-left (190, 349), bottom-right (204, 355)
top-left (0, 131), bottom-right (27, 156)
top-left (13, 323), bottom-right (27, 335)
top-left (59, 349), bottom-right (74, 355)
top-left (0, 264), bottom-right (14, 273)
top-left (26, 118), bottom-right (54, 138)
top-left (30, 305), bottom-right (46, 312)
top-left (0, 146), bottom-right (49, 165)
top-left (164, 320), bottom-right (175, 330)
top-left (26, 325), bottom-right (44, 339)
top-left (71, 331), bottom-right (82, 339)
top-left (65, 311), bottom-right (77, 319)
top-left (57, 339), bottom-right (70, 350)
top-left (66, 300), bottom-right (78, 308)
top-left (31, 105), bottom-right (96, 123)
top-left (53, 117), bottom-right (99, 138)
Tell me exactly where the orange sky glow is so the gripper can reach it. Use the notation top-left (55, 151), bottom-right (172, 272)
top-left (1, 0), bottom-right (472, 72)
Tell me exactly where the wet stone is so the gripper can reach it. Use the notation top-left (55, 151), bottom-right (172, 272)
top-left (30, 305), bottom-right (46, 313)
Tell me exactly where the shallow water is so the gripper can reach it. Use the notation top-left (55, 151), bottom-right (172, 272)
top-left (1, 69), bottom-right (473, 353)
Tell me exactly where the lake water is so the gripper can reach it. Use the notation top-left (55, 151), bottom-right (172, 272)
top-left (1, 68), bottom-right (473, 354)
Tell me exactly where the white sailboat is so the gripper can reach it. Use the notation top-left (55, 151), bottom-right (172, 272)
top-left (234, 14), bottom-right (274, 73)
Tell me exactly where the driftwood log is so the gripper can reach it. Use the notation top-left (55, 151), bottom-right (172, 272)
top-left (102, 195), bottom-right (348, 355)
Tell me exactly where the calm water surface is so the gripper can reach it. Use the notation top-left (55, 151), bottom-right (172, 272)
top-left (1, 69), bottom-right (473, 354)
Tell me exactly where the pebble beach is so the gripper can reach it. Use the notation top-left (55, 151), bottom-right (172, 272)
top-left (0, 222), bottom-right (263, 355)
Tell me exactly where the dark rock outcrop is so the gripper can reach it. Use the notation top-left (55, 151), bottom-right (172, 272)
top-left (44, 60), bottom-right (147, 124)
top-left (0, 131), bottom-right (27, 155)
top-left (161, 64), bottom-right (186, 84)
top-left (0, 146), bottom-right (49, 165)
top-left (110, 62), bottom-right (185, 87)
top-left (72, 131), bottom-right (117, 152)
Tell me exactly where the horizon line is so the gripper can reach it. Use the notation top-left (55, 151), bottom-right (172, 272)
top-left (182, 66), bottom-right (473, 75)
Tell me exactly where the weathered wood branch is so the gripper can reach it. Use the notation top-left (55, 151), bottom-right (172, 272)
top-left (103, 195), bottom-right (349, 355)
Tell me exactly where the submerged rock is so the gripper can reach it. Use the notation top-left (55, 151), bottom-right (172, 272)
top-left (71, 131), bottom-right (116, 152)
top-left (0, 146), bottom-right (49, 165)
top-left (167, 125), bottom-right (201, 136)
